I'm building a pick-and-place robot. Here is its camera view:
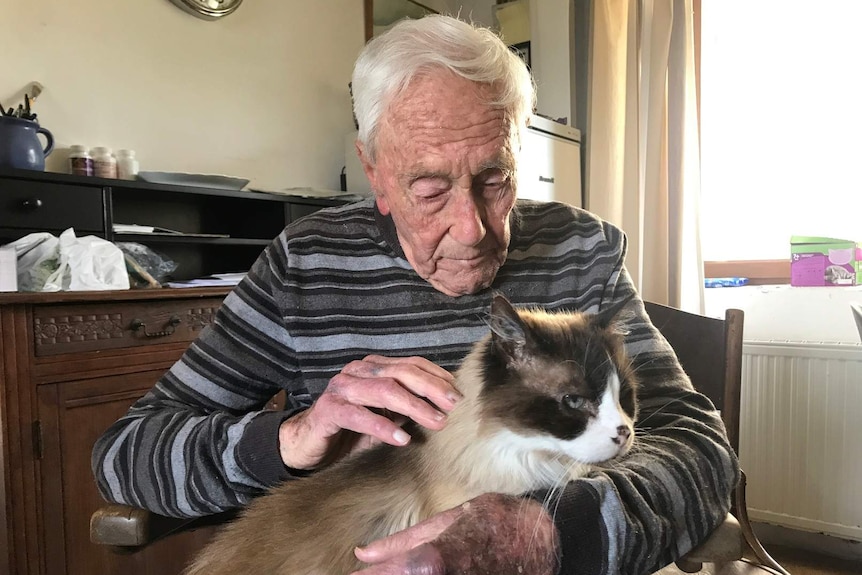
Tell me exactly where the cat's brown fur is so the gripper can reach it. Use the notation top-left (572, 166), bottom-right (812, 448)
top-left (185, 295), bottom-right (638, 575)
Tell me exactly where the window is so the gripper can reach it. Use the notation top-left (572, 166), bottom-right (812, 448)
top-left (699, 0), bottom-right (862, 268)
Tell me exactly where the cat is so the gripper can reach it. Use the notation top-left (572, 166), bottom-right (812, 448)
top-left (825, 264), bottom-right (854, 285)
top-left (184, 294), bottom-right (639, 575)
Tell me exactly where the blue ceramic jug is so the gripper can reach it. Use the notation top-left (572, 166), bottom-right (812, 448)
top-left (0, 116), bottom-right (54, 171)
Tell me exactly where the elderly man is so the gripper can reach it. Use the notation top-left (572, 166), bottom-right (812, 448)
top-left (93, 14), bottom-right (738, 575)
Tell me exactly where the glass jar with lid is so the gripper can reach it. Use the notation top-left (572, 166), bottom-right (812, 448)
top-left (91, 146), bottom-right (117, 179)
top-left (116, 149), bottom-right (139, 180)
top-left (68, 145), bottom-right (94, 176)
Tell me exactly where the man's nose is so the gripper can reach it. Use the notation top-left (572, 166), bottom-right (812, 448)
top-left (449, 191), bottom-right (486, 246)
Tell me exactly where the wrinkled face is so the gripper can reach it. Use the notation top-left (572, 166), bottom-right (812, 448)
top-left (358, 70), bottom-right (518, 296)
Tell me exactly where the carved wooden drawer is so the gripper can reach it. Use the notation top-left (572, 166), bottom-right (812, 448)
top-left (32, 297), bottom-right (224, 357)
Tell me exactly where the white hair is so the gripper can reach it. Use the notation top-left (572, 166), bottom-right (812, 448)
top-left (351, 14), bottom-right (536, 162)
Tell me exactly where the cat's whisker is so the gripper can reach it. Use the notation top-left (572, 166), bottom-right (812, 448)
top-left (622, 351), bottom-right (646, 375)
top-left (626, 353), bottom-right (663, 376)
top-left (634, 422), bottom-right (690, 436)
top-left (520, 460), bottom-right (571, 562)
top-left (529, 462), bottom-right (575, 555)
top-left (534, 456), bottom-right (570, 513)
top-left (635, 394), bottom-right (700, 427)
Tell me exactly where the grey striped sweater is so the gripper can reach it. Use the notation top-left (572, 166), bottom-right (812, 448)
top-left (92, 198), bottom-right (739, 575)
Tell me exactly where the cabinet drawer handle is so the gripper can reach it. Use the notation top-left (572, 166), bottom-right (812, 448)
top-left (21, 198), bottom-right (44, 210)
top-left (130, 315), bottom-right (181, 337)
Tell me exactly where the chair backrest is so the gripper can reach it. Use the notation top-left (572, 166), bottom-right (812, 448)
top-left (643, 302), bottom-right (744, 454)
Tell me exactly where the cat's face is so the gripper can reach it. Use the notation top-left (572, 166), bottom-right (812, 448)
top-left (480, 296), bottom-right (638, 465)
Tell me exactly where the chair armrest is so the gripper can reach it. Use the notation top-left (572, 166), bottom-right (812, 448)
top-left (89, 504), bottom-right (197, 547)
top-left (675, 513), bottom-right (743, 572)
top-left (682, 513), bottom-right (744, 564)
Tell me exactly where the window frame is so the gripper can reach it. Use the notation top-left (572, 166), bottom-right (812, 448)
top-left (694, 0), bottom-right (790, 284)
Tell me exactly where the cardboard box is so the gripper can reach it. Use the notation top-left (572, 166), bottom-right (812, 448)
top-left (790, 236), bottom-right (860, 287)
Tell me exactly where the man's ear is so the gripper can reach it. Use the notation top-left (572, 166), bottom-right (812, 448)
top-left (356, 140), bottom-right (390, 215)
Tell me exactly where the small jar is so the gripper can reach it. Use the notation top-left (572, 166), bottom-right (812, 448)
top-left (68, 145), bottom-right (94, 176)
top-left (116, 149), bottom-right (140, 180)
top-left (92, 146), bottom-right (118, 179)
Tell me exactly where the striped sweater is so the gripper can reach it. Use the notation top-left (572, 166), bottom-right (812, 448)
top-left (92, 198), bottom-right (739, 575)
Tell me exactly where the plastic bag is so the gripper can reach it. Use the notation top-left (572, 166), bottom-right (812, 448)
top-left (42, 229), bottom-right (130, 291)
top-left (117, 242), bottom-right (178, 288)
top-left (7, 232), bottom-right (60, 291)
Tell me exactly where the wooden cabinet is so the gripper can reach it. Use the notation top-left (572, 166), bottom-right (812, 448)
top-left (0, 168), bottom-right (349, 281)
top-left (0, 169), bottom-right (344, 574)
top-left (0, 288), bottom-right (231, 575)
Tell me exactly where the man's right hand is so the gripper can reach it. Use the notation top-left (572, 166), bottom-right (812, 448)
top-left (277, 355), bottom-right (461, 470)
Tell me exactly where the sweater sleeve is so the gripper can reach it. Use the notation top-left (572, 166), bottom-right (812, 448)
top-left (535, 225), bottom-right (740, 575)
top-left (91, 241), bottom-right (308, 518)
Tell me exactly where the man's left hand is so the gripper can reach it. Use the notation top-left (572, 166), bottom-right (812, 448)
top-left (352, 493), bottom-right (559, 575)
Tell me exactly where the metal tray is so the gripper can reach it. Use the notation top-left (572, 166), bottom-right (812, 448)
top-left (137, 172), bottom-right (249, 190)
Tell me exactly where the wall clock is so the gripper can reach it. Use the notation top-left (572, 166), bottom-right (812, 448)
top-left (169, 0), bottom-right (243, 20)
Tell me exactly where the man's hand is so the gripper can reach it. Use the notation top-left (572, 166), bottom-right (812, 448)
top-left (278, 355), bottom-right (460, 470)
top-left (352, 493), bottom-right (559, 575)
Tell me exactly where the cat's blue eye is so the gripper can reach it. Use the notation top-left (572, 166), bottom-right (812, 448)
top-left (561, 394), bottom-right (586, 411)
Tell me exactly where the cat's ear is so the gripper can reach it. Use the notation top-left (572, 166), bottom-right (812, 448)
top-left (487, 294), bottom-right (530, 360)
top-left (594, 293), bottom-right (637, 330)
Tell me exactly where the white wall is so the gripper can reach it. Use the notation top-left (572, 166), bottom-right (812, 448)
top-left (1, 0), bottom-right (364, 192)
top-left (452, 0), bottom-right (497, 27)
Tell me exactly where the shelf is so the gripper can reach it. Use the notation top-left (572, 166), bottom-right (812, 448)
top-left (0, 167), bottom-right (256, 201)
top-left (0, 168), bottom-right (350, 281)
top-left (114, 233), bottom-right (271, 246)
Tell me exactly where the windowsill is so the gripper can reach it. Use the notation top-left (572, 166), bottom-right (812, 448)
top-left (704, 260), bottom-right (790, 285)
top-left (704, 283), bottom-right (862, 344)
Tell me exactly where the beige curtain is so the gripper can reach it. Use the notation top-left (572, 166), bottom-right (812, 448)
top-left (584, 0), bottom-right (703, 312)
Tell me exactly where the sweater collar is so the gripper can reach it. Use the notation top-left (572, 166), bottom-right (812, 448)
top-left (373, 202), bottom-right (406, 259)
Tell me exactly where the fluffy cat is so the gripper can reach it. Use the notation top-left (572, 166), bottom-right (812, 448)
top-left (185, 294), bottom-right (639, 575)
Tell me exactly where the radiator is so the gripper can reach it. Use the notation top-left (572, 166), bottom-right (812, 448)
top-left (739, 341), bottom-right (862, 541)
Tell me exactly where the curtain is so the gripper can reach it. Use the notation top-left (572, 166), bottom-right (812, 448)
top-left (583, 0), bottom-right (703, 312)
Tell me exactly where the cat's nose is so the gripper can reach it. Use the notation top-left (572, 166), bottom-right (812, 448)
top-left (611, 425), bottom-right (631, 445)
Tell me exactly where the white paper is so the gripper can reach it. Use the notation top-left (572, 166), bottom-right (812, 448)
top-left (0, 246), bottom-right (17, 292)
top-left (166, 273), bottom-right (245, 289)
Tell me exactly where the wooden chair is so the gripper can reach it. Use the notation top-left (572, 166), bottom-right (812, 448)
top-left (644, 301), bottom-right (790, 574)
top-left (91, 303), bottom-right (790, 574)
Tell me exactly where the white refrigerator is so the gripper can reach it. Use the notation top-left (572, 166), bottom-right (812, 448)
top-left (518, 115), bottom-right (582, 208)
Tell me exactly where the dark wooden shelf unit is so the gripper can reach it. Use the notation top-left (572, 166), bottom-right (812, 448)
top-left (0, 168), bottom-right (350, 281)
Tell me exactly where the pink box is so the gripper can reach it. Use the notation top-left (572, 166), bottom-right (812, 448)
top-left (790, 236), bottom-right (859, 287)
